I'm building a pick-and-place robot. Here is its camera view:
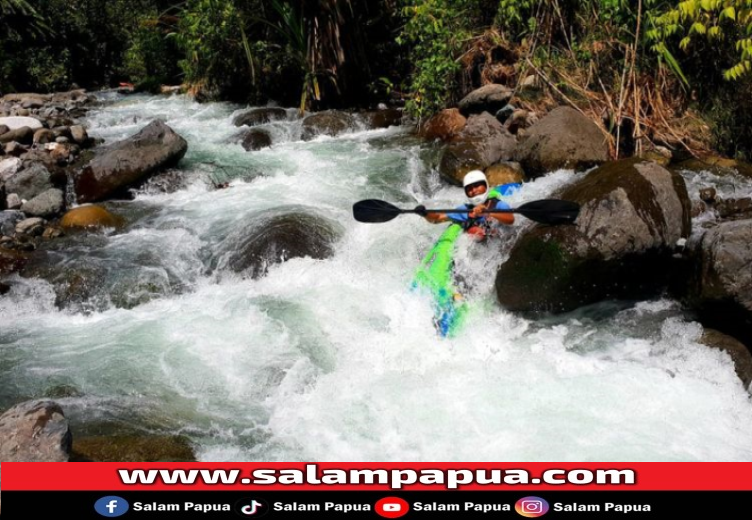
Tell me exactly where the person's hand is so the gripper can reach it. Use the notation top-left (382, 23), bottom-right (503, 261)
top-left (415, 205), bottom-right (427, 216)
top-left (469, 205), bottom-right (484, 218)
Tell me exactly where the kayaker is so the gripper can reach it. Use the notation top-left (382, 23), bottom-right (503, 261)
top-left (418, 170), bottom-right (515, 239)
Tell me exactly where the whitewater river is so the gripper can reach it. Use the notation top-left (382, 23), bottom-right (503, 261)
top-left (2, 92), bottom-right (752, 462)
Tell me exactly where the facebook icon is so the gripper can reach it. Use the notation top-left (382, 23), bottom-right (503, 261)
top-left (94, 496), bottom-right (130, 517)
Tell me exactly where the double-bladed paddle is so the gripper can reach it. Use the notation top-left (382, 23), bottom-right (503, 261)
top-left (353, 199), bottom-right (580, 226)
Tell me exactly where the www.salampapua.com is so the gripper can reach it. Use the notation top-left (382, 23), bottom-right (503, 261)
top-left (118, 464), bottom-right (636, 490)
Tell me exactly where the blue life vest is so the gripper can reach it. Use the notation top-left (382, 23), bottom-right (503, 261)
top-left (445, 182), bottom-right (520, 227)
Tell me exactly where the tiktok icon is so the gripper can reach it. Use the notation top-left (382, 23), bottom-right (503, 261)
top-left (235, 498), bottom-right (270, 518)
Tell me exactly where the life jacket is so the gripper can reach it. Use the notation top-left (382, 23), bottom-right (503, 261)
top-left (447, 182), bottom-right (520, 239)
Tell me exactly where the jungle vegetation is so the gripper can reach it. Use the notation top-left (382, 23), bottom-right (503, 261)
top-left (1, 0), bottom-right (751, 159)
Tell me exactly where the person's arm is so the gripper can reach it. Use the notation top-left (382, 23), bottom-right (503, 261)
top-left (416, 205), bottom-right (455, 224)
top-left (474, 199), bottom-right (514, 225)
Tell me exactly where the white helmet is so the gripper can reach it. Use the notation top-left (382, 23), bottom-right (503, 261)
top-left (463, 170), bottom-right (488, 205)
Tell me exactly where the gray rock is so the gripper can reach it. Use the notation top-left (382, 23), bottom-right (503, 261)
top-left (21, 188), bottom-right (65, 218)
top-left (438, 112), bottom-right (517, 184)
top-left (496, 158), bottom-right (691, 312)
top-left (685, 219), bottom-right (752, 347)
top-left (0, 157), bottom-right (22, 181)
top-left (6, 193), bottom-right (21, 210)
top-left (0, 400), bottom-right (72, 462)
top-left (5, 163), bottom-right (53, 201)
top-left (458, 84), bottom-right (514, 117)
top-left (513, 106), bottom-right (609, 177)
top-left (0, 210), bottom-right (24, 235)
top-left (75, 119), bottom-right (188, 203)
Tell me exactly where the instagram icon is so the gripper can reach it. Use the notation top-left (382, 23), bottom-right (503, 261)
top-left (515, 496), bottom-right (550, 518)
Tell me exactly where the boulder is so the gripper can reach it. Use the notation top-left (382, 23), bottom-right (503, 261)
top-left (301, 110), bottom-right (356, 141)
top-left (361, 107), bottom-right (403, 129)
top-left (233, 107), bottom-right (289, 127)
top-left (0, 116), bottom-right (44, 131)
top-left (418, 108), bottom-right (467, 141)
top-left (75, 120), bottom-right (188, 203)
top-left (215, 210), bottom-right (341, 279)
top-left (0, 126), bottom-right (34, 145)
top-left (20, 188), bottom-right (65, 218)
top-left (60, 205), bottom-right (124, 230)
top-left (684, 219), bottom-right (752, 348)
top-left (514, 106), bottom-right (609, 177)
top-left (458, 84), bottom-right (514, 117)
top-left (0, 400), bottom-right (72, 462)
top-left (438, 112), bottom-right (517, 185)
top-left (72, 435), bottom-right (196, 462)
top-left (241, 128), bottom-right (272, 151)
top-left (5, 163), bottom-right (54, 201)
top-left (496, 158), bottom-right (691, 312)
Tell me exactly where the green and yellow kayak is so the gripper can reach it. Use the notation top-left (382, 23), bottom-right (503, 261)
top-left (411, 223), bottom-right (468, 337)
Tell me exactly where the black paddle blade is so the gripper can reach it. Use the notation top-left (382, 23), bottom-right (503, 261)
top-left (515, 199), bottom-right (580, 225)
top-left (353, 199), bottom-right (404, 223)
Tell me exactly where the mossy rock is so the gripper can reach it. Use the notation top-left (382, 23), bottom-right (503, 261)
top-left (71, 434), bottom-right (197, 462)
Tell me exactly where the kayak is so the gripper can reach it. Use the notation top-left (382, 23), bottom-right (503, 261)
top-left (411, 223), bottom-right (468, 337)
top-left (410, 182), bottom-right (521, 337)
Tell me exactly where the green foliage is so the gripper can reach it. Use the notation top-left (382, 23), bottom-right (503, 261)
top-left (651, 0), bottom-right (752, 80)
top-left (397, 0), bottom-right (476, 120)
top-left (176, 0), bottom-right (249, 100)
top-left (123, 13), bottom-right (183, 92)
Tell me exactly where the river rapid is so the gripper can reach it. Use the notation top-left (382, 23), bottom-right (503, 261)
top-left (2, 92), bottom-right (752, 462)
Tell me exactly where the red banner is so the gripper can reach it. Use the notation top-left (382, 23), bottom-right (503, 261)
top-left (3, 462), bottom-right (752, 491)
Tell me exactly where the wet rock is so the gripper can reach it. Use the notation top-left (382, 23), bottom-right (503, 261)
top-left (20, 188), bottom-right (65, 218)
top-left (75, 120), bottom-right (188, 203)
top-left (233, 107), bottom-right (289, 127)
top-left (514, 106), bottom-right (609, 177)
top-left (496, 158), bottom-right (691, 313)
top-left (699, 329), bottom-right (752, 392)
top-left (418, 108), bottom-right (466, 141)
top-left (0, 246), bottom-right (30, 274)
top-left (699, 187), bottom-right (717, 203)
top-left (715, 197), bottom-right (752, 219)
top-left (60, 205), bottom-right (124, 231)
top-left (0, 400), bottom-right (72, 462)
top-left (438, 112), bottom-right (517, 185)
top-left (301, 110), bottom-right (356, 141)
top-left (71, 435), bottom-right (196, 462)
top-left (361, 107), bottom-right (403, 129)
top-left (216, 210), bottom-right (341, 279)
top-left (241, 128), bottom-right (272, 151)
top-left (458, 84), bottom-right (514, 117)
